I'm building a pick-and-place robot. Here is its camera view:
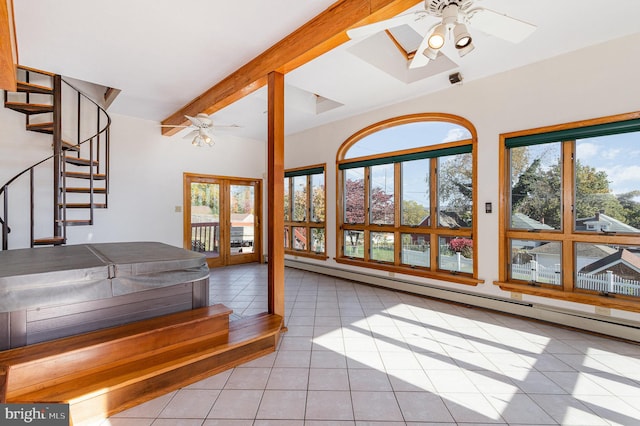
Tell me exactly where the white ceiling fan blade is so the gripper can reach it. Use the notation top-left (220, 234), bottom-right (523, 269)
top-left (182, 129), bottom-right (199, 140)
top-left (185, 113), bottom-right (213, 128)
top-left (408, 25), bottom-right (437, 69)
top-left (347, 11), bottom-right (428, 39)
top-left (466, 8), bottom-right (536, 43)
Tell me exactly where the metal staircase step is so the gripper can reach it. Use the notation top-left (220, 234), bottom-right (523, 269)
top-left (4, 102), bottom-right (54, 115)
top-left (17, 81), bottom-right (53, 95)
top-left (26, 121), bottom-right (54, 134)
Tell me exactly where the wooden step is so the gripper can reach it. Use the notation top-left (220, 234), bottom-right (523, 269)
top-left (64, 156), bottom-right (98, 167)
top-left (64, 187), bottom-right (107, 194)
top-left (16, 81), bottom-right (53, 95)
top-left (62, 141), bottom-right (80, 152)
top-left (63, 171), bottom-right (107, 180)
top-left (4, 102), bottom-right (53, 115)
top-left (57, 219), bottom-right (93, 226)
top-left (32, 237), bottom-right (65, 246)
top-left (8, 311), bottom-right (281, 426)
top-left (59, 203), bottom-right (107, 209)
top-left (26, 121), bottom-right (54, 134)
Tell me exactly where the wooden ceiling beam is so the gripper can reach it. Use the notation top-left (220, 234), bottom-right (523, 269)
top-left (161, 0), bottom-right (421, 135)
top-left (0, 0), bottom-right (18, 91)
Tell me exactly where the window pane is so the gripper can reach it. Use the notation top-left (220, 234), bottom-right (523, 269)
top-left (438, 236), bottom-right (473, 273)
top-left (292, 176), bottom-right (307, 222)
top-left (402, 159), bottom-right (430, 226)
top-left (293, 226), bottom-right (307, 250)
top-left (344, 230), bottom-right (364, 258)
top-left (509, 239), bottom-right (561, 285)
top-left (345, 121), bottom-right (471, 159)
top-left (401, 233), bottom-right (430, 267)
top-left (311, 228), bottom-right (325, 254)
top-left (575, 243), bottom-right (640, 296)
top-left (370, 164), bottom-right (394, 225)
top-left (284, 177), bottom-right (290, 222)
top-left (575, 133), bottom-right (640, 234)
top-left (510, 143), bottom-right (562, 230)
top-left (438, 153), bottom-right (472, 228)
top-left (371, 232), bottom-right (394, 262)
top-left (284, 227), bottom-right (290, 249)
top-left (344, 168), bottom-right (365, 224)
top-left (311, 173), bottom-right (325, 223)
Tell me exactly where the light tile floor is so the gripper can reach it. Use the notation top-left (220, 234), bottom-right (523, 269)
top-left (103, 264), bottom-right (640, 425)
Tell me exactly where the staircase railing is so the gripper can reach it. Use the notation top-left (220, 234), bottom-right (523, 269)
top-left (0, 68), bottom-right (111, 250)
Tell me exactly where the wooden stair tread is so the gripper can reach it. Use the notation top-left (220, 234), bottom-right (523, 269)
top-left (0, 305), bottom-right (233, 366)
top-left (4, 102), bottom-right (54, 114)
top-left (15, 313), bottom-right (281, 403)
top-left (32, 237), bottom-right (65, 245)
top-left (26, 121), bottom-right (54, 134)
top-left (16, 81), bottom-right (53, 95)
top-left (63, 171), bottom-right (107, 180)
top-left (64, 187), bottom-right (107, 194)
top-left (62, 141), bottom-right (80, 151)
top-left (64, 156), bottom-right (98, 167)
top-left (56, 219), bottom-right (92, 226)
top-left (59, 203), bottom-right (107, 209)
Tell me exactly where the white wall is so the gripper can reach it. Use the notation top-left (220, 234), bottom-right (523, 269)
top-left (284, 33), bottom-right (640, 322)
top-left (0, 110), bottom-right (266, 249)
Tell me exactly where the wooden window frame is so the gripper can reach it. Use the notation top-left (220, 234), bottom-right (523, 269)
top-left (284, 164), bottom-right (327, 260)
top-left (496, 111), bottom-right (640, 312)
top-left (336, 113), bottom-right (483, 286)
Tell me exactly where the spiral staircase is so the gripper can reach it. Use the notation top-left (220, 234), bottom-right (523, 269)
top-left (0, 66), bottom-right (111, 250)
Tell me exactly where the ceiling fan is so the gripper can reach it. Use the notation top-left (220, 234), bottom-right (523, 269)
top-left (161, 113), bottom-right (239, 147)
top-left (347, 0), bottom-right (536, 69)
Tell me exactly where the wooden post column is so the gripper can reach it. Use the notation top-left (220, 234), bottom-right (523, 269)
top-left (267, 71), bottom-right (285, 318)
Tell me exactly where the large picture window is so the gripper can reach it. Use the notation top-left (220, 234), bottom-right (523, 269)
top-left (336, 113), bottom-right (481, 285)
top-left (499, 112), bottom-right (640, 311)
top-left (284, 165), bottom-right (326, 259)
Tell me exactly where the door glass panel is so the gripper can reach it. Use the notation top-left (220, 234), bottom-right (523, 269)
top-left (230, 184), bottom-right (255, 255)
top-left (190, 182), bottom-right (220, 258)
top-left (293, 226), bottom-right (307, 250)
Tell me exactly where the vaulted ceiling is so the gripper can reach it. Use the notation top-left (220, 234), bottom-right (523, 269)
top-left (12, 0), bottom-right (640, 141)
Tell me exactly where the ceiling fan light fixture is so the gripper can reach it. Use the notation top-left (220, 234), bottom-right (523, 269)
top-left (428, 24), bottom-right (446, 49)
top-left (457, 41), bottom-right (475, 57)
top-left (453, 23), bottom-right (472, 48)
top-left (423, 46), bottom-right (440, 60)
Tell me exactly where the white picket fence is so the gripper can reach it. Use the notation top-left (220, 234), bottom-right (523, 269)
top-left (512, 261), bottom-right (640, 296)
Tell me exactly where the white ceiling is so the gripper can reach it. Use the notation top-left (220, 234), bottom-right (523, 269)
top-left (13, 0), bottom-right (640, 142)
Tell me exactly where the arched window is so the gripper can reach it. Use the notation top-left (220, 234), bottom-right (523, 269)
top-left (336, 113), bottom-right (481, 285)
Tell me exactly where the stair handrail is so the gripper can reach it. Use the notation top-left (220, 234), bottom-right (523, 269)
top-left (0, 72), bottom-right (112, 250)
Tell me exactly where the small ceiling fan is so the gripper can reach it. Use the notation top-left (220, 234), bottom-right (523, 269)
top-left (347, 0), bottom-right (536, 69)
top-left (161, 113), bottom-right (239, 147)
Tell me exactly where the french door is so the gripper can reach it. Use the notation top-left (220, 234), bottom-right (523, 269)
top-left (183, 173), bottom-right (261, 267)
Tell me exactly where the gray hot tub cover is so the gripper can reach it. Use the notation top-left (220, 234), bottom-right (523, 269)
top-left (0, 242), bottom-right (209, 312)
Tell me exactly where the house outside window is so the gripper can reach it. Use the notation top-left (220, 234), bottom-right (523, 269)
top-left (336, 113), bottom-right (481, 285)
top-left (284, 165), bottom-right (326, 259)
top-left (498, 112), bottom-right (640, 311)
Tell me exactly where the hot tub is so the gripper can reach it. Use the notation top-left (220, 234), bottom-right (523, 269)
top-left (0, 242), bottom-right (210, 349)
